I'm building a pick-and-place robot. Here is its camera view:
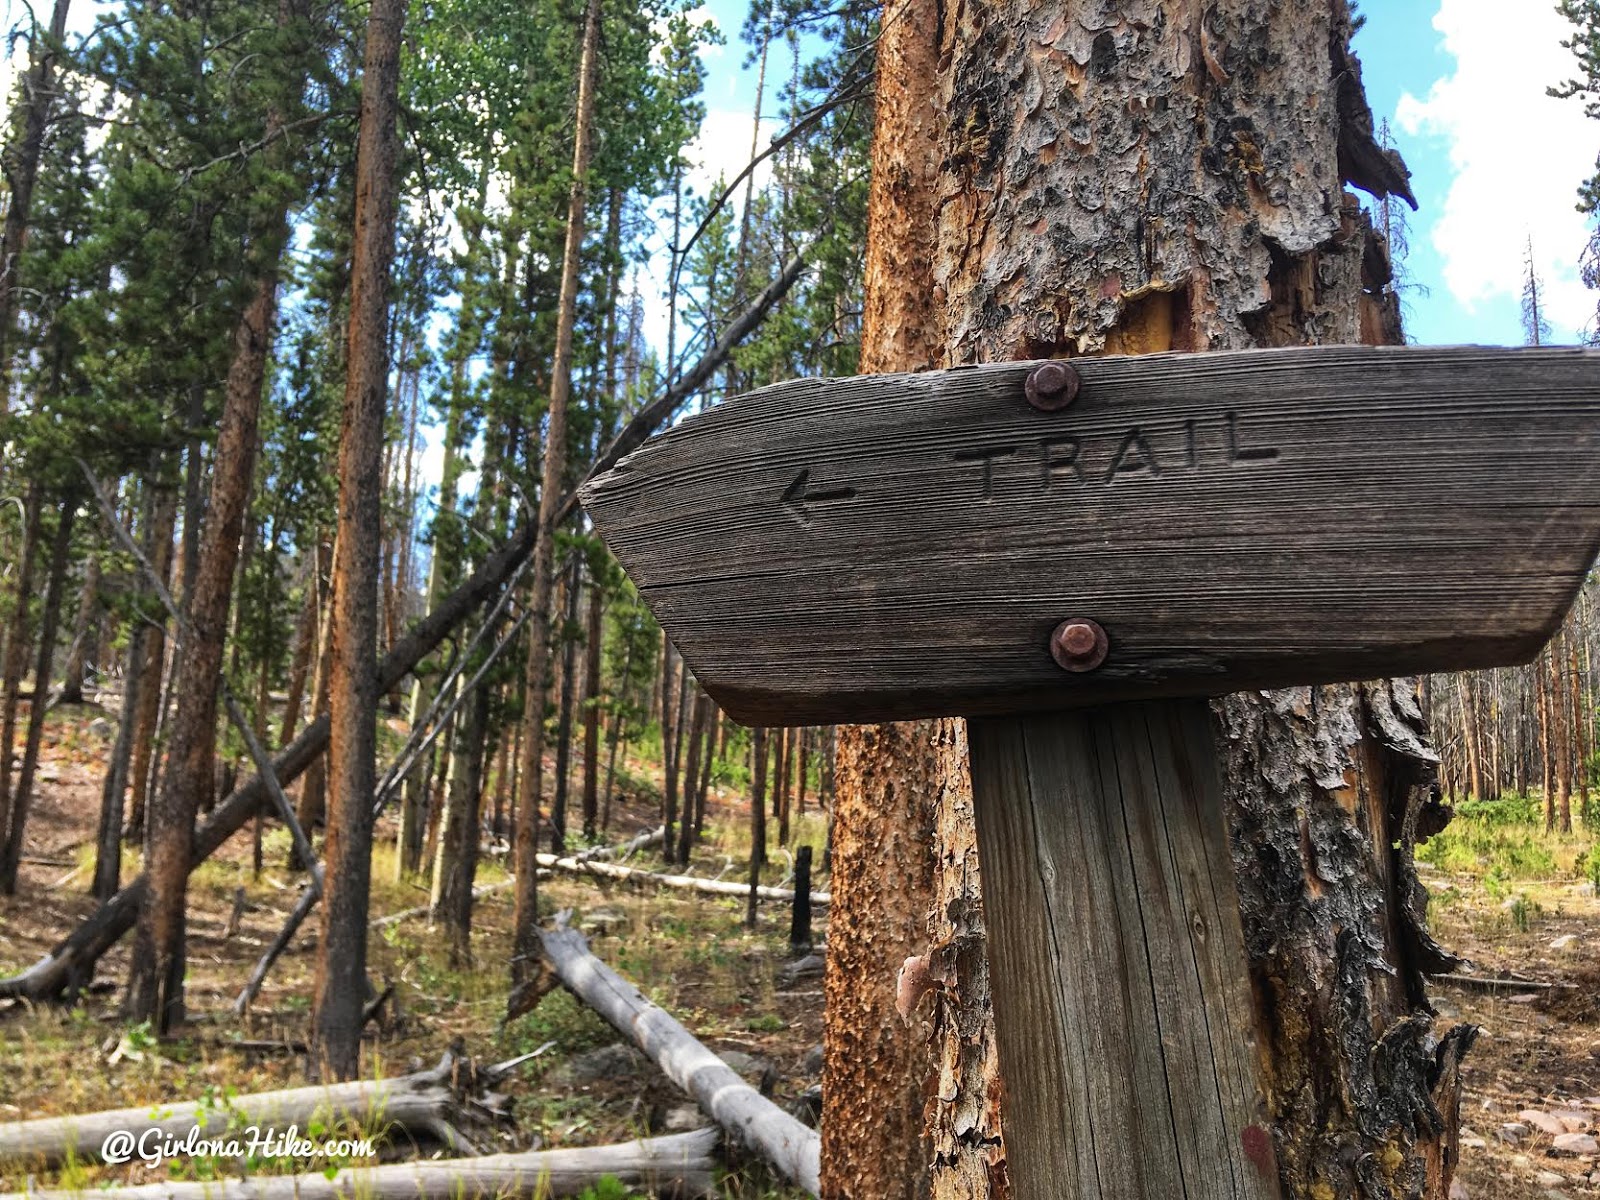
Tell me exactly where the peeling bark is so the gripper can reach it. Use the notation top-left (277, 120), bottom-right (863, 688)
top-left (920, 1), bottom-right (1466, 1195)
top-left (820, 0), bottom-right (956, 1194)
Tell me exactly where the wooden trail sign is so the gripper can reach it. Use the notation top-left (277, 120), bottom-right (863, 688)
top-left (582, 344), bottom-right (1600, 726)
top-left (579, 343), bottom-right (1600, 1200)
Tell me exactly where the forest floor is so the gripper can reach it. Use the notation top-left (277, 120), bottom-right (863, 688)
top-left (0, 703), bottom-right (1597, 1199)
top-left (0, 701), bottom-right (821, 1198)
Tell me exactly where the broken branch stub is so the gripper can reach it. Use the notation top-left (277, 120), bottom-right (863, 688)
top-left (580, 344), bottom-right (1600, 725)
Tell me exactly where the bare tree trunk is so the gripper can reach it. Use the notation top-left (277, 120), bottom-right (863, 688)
top-left (0, 495), bottom-right (76, 893)
top-left (819, 0), bottom-right (951, 1191)
top-left (745, 727), bottom-right (767, 930)
top-left (94, 487), bottom-right (165, 900)
top-left (580, 563), bottom-right (603, 840)
top-left (0, 484), bottom-right (43, 854)
top-left (295, 553), bottom-right (336, 858)
top-left (432, 678), bottom-right (488, 965)
top-left (280, 550), bottom-right (321, 746)
top-left (675, 684), bottom-right (706, 866)
top-left (550, 557), bottom-right (581, 854)
top-left (510, 0), bottom-right (603, 990)
top-left (311, 0), bottom-right (405, 1078)
top-left (126, 489), bottom-right (177, 841)
top-left (1458, 673), bottom-right (1482, 804)
top-left (126, 261), bottom-right (280, 1032)
top-left (58, 555), bottom-right (100, 705)
top-left (0, 0), bottom-right (71, 410)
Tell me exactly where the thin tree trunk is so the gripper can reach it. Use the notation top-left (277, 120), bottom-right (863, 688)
top-left (93, 488), bottom-right (162, 900)
top-left (746, 727), bottom-right (767, 930)
top-left (58, 555), bottom-right (100, 705)
top-left (431, 677), bottom-right (488, 965)
top-left (580, 564), bottom-right (603, 840)
top-left (125, 265), bottom-right (278, 1032)
top-left (693, 696), bottom-right (714, 835)
top-left (509, 0), bottom-right (603, 991)
top-left (0, 495), bottom-right (76, 893)
top-left (296, 551), bottom-right (336, 857)
top-left (550, 557), bottom-right (581, 853)
top-left (0, 0), bottom-right (71, 410)
top-left (675, 684), bottom-right (706, 866)
top-left (600, 623), bottom-right (635, 835)
top-left (776, 723), bottom-right (791, 848)
top-left (817, 28), bottom-right (953, 1186)
top-left (280, 549), bottom-right (321, 746)
top-left (0, 484), bottom-right (43, 855)
top-left (126, 488), bottom-right (176, 842)
top-left (1458, 673), bottom-right (1482, 804)
top-left (311, 0), bottom-right (405, 1079)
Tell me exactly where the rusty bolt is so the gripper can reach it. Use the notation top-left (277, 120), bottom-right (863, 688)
top-left (1025, 361), bottom-right (1081, 412)
top-left (1050, 617), bottom-right (1108, 672)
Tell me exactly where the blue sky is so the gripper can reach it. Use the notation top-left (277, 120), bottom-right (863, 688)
top-left (683, 0), bottom-right (1600, 348)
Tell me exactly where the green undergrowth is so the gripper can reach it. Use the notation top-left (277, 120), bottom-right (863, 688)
top-left (1417, 792), bottom-right (1597, 883)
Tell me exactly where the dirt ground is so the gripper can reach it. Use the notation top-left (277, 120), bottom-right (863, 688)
top-left (2, 702), bottom-right (1597, 1198)
top-left (0, 702), bottom-right (821, 1198)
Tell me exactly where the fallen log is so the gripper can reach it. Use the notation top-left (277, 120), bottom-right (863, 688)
top-left (1429, 972), bottom-right (1577, 994)
top-left (0, 1052), bottom-right (508, 1167)
top-left (0, 251), bottom-right (814, 1006)
top-left (577, 826), bottom-right (663, 861)
top-left (537, 853), bottom-right (830, 906)
top-left (538, 922), bottom-right (820, 1195)
top-left (0, 1129), bottom-right (719, 1200)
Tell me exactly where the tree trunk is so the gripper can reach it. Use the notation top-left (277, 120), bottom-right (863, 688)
top-left (550, 557), bottom-right (581, 853)
top-left (1457, 674), bottom-right (1482, 805)
top-left (665, 655), bottom-right (689, 861)
top-left (311, 0), bottom-right (405, 1080)
top-left (126, 488), bottom-right (178, 841)
top-left (675, 684), bottom-right (706, 866)
top-left (0, 495), bottom-right (76, 893)
top-left (820, 0), bottom-right (954, 1192)
top-left (431, 677), bottom-right (488, 965)
top-left (0, 483), bottom-right (43, 856)
top-left (0, 0), bottom-right (71, 410)
top-left (885, 3), bottom-right (1469, 1197)
top-left (58, 554), bottom-right (101, 705)
top-left (93, 485), bottom-right (163, 901)
top-left (125, 265), bottom-right (278, 1032)
top-left (510, 0), bottom-right (603, 989)
top-left (280, 549), bottom-right (321, 747)
top-left (746, 727), bottom-right (767, 930)
top-left (580, 563), bottom-right (603, 840)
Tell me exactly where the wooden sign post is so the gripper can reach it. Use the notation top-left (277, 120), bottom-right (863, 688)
top-left (580, 344), bottom-right (1600, 1200)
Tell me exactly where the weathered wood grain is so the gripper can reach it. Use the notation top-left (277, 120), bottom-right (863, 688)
top-left (968, 701), bottom-right (1279, 1200)
top-left (580, 345), bottom-right (1600, 725)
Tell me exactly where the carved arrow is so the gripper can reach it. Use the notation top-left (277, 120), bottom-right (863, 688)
top-left (780, 468), bottom-right (858, 523)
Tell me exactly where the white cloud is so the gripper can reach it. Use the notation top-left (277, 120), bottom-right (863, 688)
top-left (1397, 0), bottom-right (1597, 339)
top-left (685, 105), bottom-right (775, 207)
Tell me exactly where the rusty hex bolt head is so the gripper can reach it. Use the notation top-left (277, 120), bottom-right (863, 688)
top-left (1050, 618), bottom-right (1109, 672)
top-left (1025, 361), bottom-right (1081, 412)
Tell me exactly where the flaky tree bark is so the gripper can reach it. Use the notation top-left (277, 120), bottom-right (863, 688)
top-left (312, 0), bottom-right (405, 1079)
top-left (819, 0), bottom-right (969, 1194)
top-left (914, 2), bottom-right (1466, 1196)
